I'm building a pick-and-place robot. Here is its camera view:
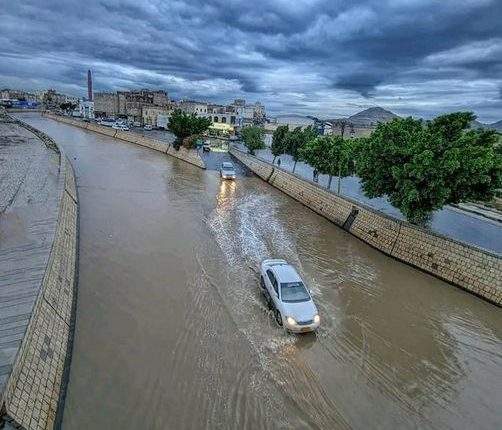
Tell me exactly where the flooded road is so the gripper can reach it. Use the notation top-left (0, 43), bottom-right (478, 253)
top-left (18, 114), bottom-right (502, 430)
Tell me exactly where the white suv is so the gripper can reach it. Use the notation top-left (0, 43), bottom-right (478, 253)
top-left (220, 162), bottom-right (236, 179)
top-left (260, 259), bottom-right (320, 333)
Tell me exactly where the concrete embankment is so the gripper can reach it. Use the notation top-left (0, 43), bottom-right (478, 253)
top-left (0, 113), bottom-right (79, 430)
top-left (230, 148), bottom-right (501, 306)
top-left (42, 113), bottom-right (206, 169)
top-left (5, 109), bottom-right (43, 113)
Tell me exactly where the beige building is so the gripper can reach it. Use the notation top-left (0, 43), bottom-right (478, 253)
top-left (153, 91), bottom-right (169, 106)
top-left (94, 92), bottom-right (118, 117)
top-left (226, 99), bottom-right (266, 126)
top-left (117, 90), bottom-right (169, 121)
top-left (95, 89), bottom-right (170, 121)
top-left (142, 104), bottom-right (176, 126)
top-left (179, 100), bottom-right (208, 115)
top-left (0, 89), bottom-right (39, 102)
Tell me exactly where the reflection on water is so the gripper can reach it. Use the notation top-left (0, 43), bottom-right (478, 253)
top-left (15, 113), bottom-right (502, 430)
top-left (218, 179), bottom-right (237, 203)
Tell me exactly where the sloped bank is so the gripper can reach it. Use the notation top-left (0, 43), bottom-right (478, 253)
top-left (1, 115), bottom-right (79, 429)
top-left (230, 147), bottom-right (501, 307)
top-left (42, 113), bottom-right (205, 169)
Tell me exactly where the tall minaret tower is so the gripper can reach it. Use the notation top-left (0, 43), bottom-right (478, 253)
top-left (87, 69), bottom-right (93, 101)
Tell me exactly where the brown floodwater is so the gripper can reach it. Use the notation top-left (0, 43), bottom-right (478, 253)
top-left (17, 114), bottom-right (502, 430)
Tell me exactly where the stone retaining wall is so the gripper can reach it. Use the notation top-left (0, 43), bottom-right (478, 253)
top-left (1, 115), bottom-right (79, 430)
top-left (43, 112), bottom-right (205, 169)
top-left (5, 109), bottom-right (43, 113)
top-left (231, 148), bottom-right (501, 306)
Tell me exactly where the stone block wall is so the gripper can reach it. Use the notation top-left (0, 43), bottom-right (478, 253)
top-left (42, 113), bottom-right (205, 169)
top-left (350, 207), bottom-right (401, 255)
top-left (166, 145), bottom-right (206, 169)
top-left (1, 157), bottom-right (78, 430)
top-left (233, 152), bottom-right (273, 181)
top-left (115, 130), bottom-right (138, 144)
top-left (86, 123), bottom-right (101, 134)
top-left (95, 126), bottom-right (117, 138)
top-left (392, 225), bottom-right (501, 303)
top-left (230, 148), bottom-right (501, 306)
top-left (268, 168), bottom-right (352, 226)
top-left (137, 136), bottom-right (169, 153)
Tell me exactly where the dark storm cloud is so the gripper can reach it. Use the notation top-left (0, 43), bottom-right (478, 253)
top-left (332, 73), bottom-right (384, 98)
top-left (0, 0), bottom-right (501, 121)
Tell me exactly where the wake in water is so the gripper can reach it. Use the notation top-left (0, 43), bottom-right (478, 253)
top-left (204, 187), bottom-right (353, 429)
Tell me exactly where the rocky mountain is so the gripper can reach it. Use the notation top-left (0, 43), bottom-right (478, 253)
top-left (326, 107), bottom-right (502, 131)
top-left (347, 107), bottom-right (400, 126)
top-left (327, 106), bottom-right (400, 127)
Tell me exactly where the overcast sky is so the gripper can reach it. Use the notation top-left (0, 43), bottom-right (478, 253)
top-left (1, 0), bottom-right (501, 121)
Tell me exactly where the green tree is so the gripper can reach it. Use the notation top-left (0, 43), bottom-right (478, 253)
top-left (301, 136), bottom-right (355, 191)
top-left (271, 125), bottom-right (289, 164)
top-left (240, 126), bottom-right (265, 155)
top-left (167, 109), bottom-right (212, 150)
top-left (284, 126), bottom-right (318, 173)
top-left (356, 112), bottom-right (502, 223)
top-left (59, 102), bottom-right (77, 114)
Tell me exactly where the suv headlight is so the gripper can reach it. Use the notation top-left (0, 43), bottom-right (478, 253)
top-left (286, 316), bottom-right (297, 326)
top-left (313, 314), bottom-right (320, 324)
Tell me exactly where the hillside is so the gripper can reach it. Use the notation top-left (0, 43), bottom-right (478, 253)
top-left (348, 107), bottom-right (400, 126)
top-left (327, 106), bottom-right (400, 127)
top-left (489, 120), bottom-right (502, 131)
top-left (329, 107), bottom-right (502, 131)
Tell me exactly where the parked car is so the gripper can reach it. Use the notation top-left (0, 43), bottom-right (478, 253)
top-left (260, 259), bottom-right (320, 333)
top-left (202, 140), bottom-right (212, 152)
top-left (144, 124), bottom-right (153, 130)
top-left (220, 162), bottom-right (236, 180)
top-left (112, 124), bottom-right (129, 131)
top-left (133, 121), bottom-right (141, 127)
top-left (99, 118), bottom-right (116, 127)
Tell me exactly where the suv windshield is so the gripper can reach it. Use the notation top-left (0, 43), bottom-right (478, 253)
top-left (280, 282), bottom-right (310, 303)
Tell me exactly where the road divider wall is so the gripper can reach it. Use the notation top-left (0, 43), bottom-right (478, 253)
top-left (230, 148), bottom-right (501, 306)
top-left (1, 116), bottom-right (79, 430)
top-left (42, 112), bottom-right (205, 169)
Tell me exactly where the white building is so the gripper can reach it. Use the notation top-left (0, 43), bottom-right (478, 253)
top-left (157, 114), bottom-right (170, 129)
top-left (79, 101), bottom-right (94, 119)
top-left (264, 115), bottom-right (314, 132)
top-left (277, 115), bottom-right (314, 128)
top-left (321, 122), bottom-right (333, 136)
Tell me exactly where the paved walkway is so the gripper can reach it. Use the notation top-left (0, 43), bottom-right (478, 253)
top-left (0, 114), bottom-right (61, 396)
